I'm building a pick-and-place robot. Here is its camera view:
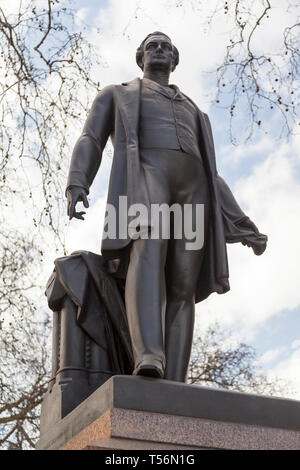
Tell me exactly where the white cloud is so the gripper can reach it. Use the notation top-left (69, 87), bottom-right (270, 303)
top-left (1, 0), bottom-right (25, 14)
top-left (65, 193), bottom-right (107, 255)
top-left (292, 339), bottom-right (300, 350)
top-left (267, 345), bottom-right (300, 399)
top-left (196, 130), bottom-right (300, 340)
top-left (248, 0), bottom-right (297, 55)
top-left (256, 347), bottom-right (286, 366)
top-left (64, 148), bottom-right (112, 254)
top-left (220, 137), bottom-right (276, 167)
top-left (75, 7), bottom-right (89, 25)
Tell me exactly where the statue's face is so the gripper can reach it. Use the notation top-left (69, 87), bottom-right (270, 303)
top-left (142, 34), bottom-right (175, 73)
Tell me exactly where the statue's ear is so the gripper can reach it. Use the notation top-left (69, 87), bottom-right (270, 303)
top-left (170, 51), bottom-right (176, 72)
top-left (136, 54), bottom-right (144, 71)
top-left (171, 45), bottom-right (179, 72)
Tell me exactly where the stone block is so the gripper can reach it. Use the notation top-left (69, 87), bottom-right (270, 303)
top-left (36, 375), bottom-right (300, 450)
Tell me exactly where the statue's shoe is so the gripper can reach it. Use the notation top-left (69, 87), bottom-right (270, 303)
top-left (132, 359), bottom-right (164, 379)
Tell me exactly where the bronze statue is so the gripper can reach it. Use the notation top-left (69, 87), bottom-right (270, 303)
top-left (66, 32), bottom-right (267, 384)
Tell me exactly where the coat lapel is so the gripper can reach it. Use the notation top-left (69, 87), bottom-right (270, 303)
top-left (198, 110), bottom-right (217, 175)
top-left (183, 96), bottom-right (229, 291)
top-left (114, 78), bottom-right (150, 231)
top-left (183, 93), bottom-right (217, 177)
top-left (114, 78), bottom-right (141, 144)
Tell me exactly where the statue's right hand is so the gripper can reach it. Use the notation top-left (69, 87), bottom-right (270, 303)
top-left (66, 187), bottom-right (89, 220)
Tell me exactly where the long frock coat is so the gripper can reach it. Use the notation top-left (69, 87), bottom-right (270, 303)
top-left (67, 78), bottom-right (267, 303)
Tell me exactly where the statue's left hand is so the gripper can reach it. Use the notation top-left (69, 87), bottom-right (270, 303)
top-left (66, 186), bottom-right (89, 220)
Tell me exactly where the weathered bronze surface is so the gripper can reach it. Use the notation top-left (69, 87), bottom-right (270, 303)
top-left (65, 32), bottom-right (267, 384)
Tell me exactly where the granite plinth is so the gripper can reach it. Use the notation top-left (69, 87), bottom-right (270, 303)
top-left (36, 375), bottom-right (300, 450)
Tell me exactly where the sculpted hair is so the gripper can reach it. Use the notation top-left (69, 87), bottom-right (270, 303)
top-left (136, 31), bottom-right (179, 72)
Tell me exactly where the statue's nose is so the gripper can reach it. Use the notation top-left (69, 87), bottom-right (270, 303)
top-left (156, 44), bottom-right (163, 52)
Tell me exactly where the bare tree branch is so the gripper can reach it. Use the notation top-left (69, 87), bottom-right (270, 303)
top-left (168, 0), bottom-right (300, 143)
top-left (0, 0), bottom-right (103, 450)
top-left (188, 323), bottom-right (293, 397)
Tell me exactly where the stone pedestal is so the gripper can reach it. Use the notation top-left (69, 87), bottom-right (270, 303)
top-left (36, 375), bottom-right (300, 450)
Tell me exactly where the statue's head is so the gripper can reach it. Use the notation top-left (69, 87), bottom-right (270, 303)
top-left (136, 32), bottom-right (179, 73)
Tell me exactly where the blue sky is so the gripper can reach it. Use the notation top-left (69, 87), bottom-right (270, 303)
top-left (59, 0), bottom-right (300, 397)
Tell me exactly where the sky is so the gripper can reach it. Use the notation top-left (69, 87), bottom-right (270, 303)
top-left (63, 0), bottom-right (300, 398)
top-left (2, 0), bottom-right (300, 398)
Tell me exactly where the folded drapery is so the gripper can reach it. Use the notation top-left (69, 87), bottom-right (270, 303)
top-left (217, 175), bottom-right (267, 256)
top-left (45, 251), bottom-right (134, 375)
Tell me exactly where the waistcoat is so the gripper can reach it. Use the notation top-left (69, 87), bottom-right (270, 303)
top-left (139, 78), bottom-right (201, 160)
